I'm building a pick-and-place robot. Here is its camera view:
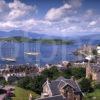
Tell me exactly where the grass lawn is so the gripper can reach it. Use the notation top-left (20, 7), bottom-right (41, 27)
top-left (12, 87), bottom-right (40, 100)
top-left (84, 89), bottom-right (100, 100)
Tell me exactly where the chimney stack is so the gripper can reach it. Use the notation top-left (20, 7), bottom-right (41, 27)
top-left (71, 76), bottom-right (75, 81)
top-left (47, 78), bottom-right (50, 84)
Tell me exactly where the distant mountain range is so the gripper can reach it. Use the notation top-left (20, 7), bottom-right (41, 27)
top-left (0, 30), bottom-right (61, 39)
top-left (0, 30), bottom-right (100, 45)
top-left (79, 34), bottom-right (100, 45)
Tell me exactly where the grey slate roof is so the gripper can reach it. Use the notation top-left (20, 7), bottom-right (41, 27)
top-left (48, 77), bottom-right (82, 96)
top-left (36, 95), bottom-right (65, 100)
top-left (49, 81), bottom-right (60, 96)
top-left (91, 64), bottom-right (100, 72)
top-left (36, 77), bottom-right (82, 100)
top-left (65, 79), bottom-right (81, 92)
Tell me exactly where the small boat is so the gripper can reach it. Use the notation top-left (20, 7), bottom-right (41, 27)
top-left (1, 57), bottom-right (16, 62)
top-left (24, 52), bottom-right (40, 56)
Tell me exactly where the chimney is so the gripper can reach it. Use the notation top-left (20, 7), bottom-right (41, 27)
top-left (46, 78), bottom-right (50, 84)
top-left (71, 76), bottom-right (75, 81)
top-left (87, 60), bottom-right (90, 67)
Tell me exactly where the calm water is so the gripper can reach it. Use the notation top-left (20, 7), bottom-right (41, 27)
top-left (0, 41), bottom-right (84, 66)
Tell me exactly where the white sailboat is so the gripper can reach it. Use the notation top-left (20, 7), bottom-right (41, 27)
top-left (1, 41), bottom-right (16, 62)
top-left (24, 43), bottom-right (40, 56)
top-left (24, 52), bottom-right (40, 56)
top-left (1, 57), bottom-right (16, 62)
top-left (24, 42), bottom-right (40, 66)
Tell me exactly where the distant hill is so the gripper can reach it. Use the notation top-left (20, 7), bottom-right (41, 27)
top-left (0, 30), bottom-right (100, 45)
top-left (0, 36), bottom-right (74, 45)
top-left (0, 30), bottom-right (62, 39)
top-left (76, 33), bottom-right (100, 45)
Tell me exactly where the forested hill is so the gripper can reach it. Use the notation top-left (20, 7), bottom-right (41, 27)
top-left (0, 36), bottom-right (74, 45)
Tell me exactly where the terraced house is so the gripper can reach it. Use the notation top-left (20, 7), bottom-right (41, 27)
top-left (36, 77), bottom-right (83, 100)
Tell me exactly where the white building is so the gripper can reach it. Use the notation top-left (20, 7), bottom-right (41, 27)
top-left (97, 46), bottom-right (100, 55)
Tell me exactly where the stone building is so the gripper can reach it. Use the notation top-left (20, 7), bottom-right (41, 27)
top-left (36, 77), bottom-right (83, 100)
top-left (86, 63), bottom-right (100, 83)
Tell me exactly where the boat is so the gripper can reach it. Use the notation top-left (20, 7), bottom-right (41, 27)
top-left (1, 57), bottom-right (16, 62)
top-left (1, 41), bottom-right (16, 62)
top-left (24, 52), bottom-right (40, 56)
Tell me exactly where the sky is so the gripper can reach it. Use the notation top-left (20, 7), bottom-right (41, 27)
top-left (0, 0), bottom-right (100, 36)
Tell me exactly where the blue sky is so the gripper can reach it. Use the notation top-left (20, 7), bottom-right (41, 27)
top-left (0, 0), bottom-right (100, 36)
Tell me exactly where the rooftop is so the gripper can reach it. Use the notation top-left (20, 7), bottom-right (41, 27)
top-left (44, 76), bottom-right (82, 96)
top-left (91, 64), bottom-right (100, 73)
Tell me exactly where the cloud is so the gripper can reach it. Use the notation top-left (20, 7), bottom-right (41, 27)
top-left (83, 10), bottom-right (94, 21)
top-left (89, 21), bottom-right (97, 26)
top-left (0, 0), bottom-right (10, 21)
top-left (45, 3), bottom-right (72, 21)
top-left (8, 0), bottom-right (37, 20)
top-left (68, 0), bottom-right (82, 8)
top-left (0, 0), bottom-right (100, 36)
top-left (0, 0), bottom-right (37, 21)
top-left (0, 19), bottom-right (37, 31)
top-left (0, 0), bottom-right (37, 31)
top-left (45, 0), bottom-right (82, 21)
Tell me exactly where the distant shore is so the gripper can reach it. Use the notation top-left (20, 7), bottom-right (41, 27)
top-left (0, 36), bottom-right (75, 45)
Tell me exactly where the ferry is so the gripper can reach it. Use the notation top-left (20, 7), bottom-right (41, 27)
top-left (1, 57), bottom-right (16, 62)
top-left (24, 52), bottom-right (40, 56)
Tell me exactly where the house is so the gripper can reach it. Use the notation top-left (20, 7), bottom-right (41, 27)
top-left (85, 55), bottom-right (95, 61)
top-left (36, 77), bottom-right (83, 100)
top-left (97, 46), bottom-right (100, 55)
top-left (61, 61), bottom-right (71, 68)
top-left (86, 63), bottom-right (100, 82)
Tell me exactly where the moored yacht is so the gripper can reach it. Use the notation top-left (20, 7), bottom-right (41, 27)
top-left (24, 52), bottom-right (40, 56)
top-left (1, 57), bottom-right (16, 62)
top-left (1, 41), bottom-right (16, 62)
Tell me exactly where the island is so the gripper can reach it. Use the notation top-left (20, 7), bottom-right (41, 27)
top-left (0, 36), bottom-right (75, 45)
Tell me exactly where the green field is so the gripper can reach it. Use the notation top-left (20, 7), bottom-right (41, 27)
top-left (12, 87), bottom-right (40, 100)
top-left (84, 89), bottom-right (100, 100)
top-left (12, 87), bottom-right (100, 100)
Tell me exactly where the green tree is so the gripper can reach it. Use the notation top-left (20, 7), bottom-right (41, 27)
top-left (17, 76), bottom-right (33, 89)
top-left (79, 78), bottom-right (93, 93)
top-left (0, 77), bottom-right (7, 85)
top-left (63, 69), bottom-right (72, 78)
top-left (17, 75), bottom-right (46, 94)
top-left (71, 67), bottom-right (86, 79)
top-left (30, 75), bottom-right (46, 94)
top-left (92, 49), bottom-right (97, 55)
top-left (42, 67), bottom-right (61, 80)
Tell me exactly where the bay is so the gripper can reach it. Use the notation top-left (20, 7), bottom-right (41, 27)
top-left (0, 42), bottom-right (83, 66)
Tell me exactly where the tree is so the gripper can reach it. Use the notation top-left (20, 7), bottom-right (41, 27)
top-left (63, 69), bottom-right (72, 78)
top-left (17, 75), bottom-right (46, 94)
top-left (17, 76), bottom-right (33, 89)
top-left (0, 77), bottom-right (7, 85)
top-left (92, 49), bottom-right (97, 55)
top-left (79, 78), bottom-right (93, 93)
top-left (42, 67), bottom-right (61, 80)
top-left (71, 67), bottom-right (86, 79)
top-left (31, 75), bottom-right (46, 94)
